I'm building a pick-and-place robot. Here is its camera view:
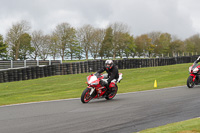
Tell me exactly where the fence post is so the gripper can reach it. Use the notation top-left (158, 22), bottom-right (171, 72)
top-left (24, 60), bottom-right (26, 67)
top-left (49, 60), bottom-right (51, 65)
top-left (11, 60), bottom-right (13, 68)
top-left (37, 60), bottom-right (39, 66)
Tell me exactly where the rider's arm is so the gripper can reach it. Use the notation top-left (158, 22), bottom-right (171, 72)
top-left (107, 68), bottom-right (118, 84)
top-left (97, 67), bottom-right (106, 74)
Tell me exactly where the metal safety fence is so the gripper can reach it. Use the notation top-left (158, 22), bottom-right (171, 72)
top-left (0, 60), bottom-right (61, 69)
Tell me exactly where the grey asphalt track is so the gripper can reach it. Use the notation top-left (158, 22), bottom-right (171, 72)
top-left (0, 86), bottom-right (200, 133)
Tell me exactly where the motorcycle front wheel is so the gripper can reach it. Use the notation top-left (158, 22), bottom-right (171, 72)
top-left (187, 76), bottom-right (195, 88)
top-left (105, 84), bottom-right (118, 100)
top-left (81, 88), bottom-right (93, 103)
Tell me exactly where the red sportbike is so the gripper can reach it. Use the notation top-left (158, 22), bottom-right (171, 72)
top-left (187, 61), bottom-right (200, 88)
top-left (81, 73), bottom-right (123, 103)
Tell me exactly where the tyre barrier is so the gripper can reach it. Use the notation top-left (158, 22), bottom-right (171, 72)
top-left (13, 69), bottom-right (18, 81)
top-left (3, 71), bottom-right (8, 82)
top-left (0, 71), bottom-right (3, 83)
top-left (79, 62), bottom-right (84, 73)
top-left (65, 63), bottom-right (70, 74)
top-left (18, 69), bottom-right (22, 81)
top-left (44, 66), bottom-right (48, 77)
top-left (22, 68), bottom-right (28, 80)
top-left (72, 63), bottom-right (77, 74)
top-left (0, 56), bottom-right (198, 83)
top-left (39, 66), bottom-right (44, 78)
top-left (55, 64), bottom-right (61, 75)
top-left (88, 61), bottom-right (93, 72)
top-left (31, 67), bottom-right (37, 79)
top-left (51, 65), bottom-right (56, 76)
top-left (26, 67), bottom-right (32, 80)
top-left (84, 61), bottom-right (88, 73)
top-left (47, 66), bottom-right (52, 76)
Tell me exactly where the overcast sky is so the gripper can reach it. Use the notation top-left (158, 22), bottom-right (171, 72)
top-left (1, 0), bottom-right (200, 40)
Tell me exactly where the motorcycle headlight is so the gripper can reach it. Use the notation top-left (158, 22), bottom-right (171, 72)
top-left (193, 68), bottom-right (198, 73)
top-left (90, 82), bottom-right (98, 85)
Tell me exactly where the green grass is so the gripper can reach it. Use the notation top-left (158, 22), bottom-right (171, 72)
top-left (0, 63), bottom-right (192, 106)
top-left (139, 117), bottom-right (200, 133)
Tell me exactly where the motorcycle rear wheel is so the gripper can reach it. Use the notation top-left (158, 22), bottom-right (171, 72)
top-left (105, 84), bottom-right (118, 100)
top-left (187, 76), bottom-right (195, 88)
top-left (81, 88), bottom-right (93, 103)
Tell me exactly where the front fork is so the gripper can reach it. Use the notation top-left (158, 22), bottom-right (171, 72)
top-left (87, 87), bottom-right (95, 95)
top-left (87, 86), bottom-right (103, 97)
top-left (190, 74), bottom-right (200, 84)
top-left (190, 74), bottom-right (196, 82)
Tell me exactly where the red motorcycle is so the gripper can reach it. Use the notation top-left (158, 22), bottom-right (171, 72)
top-left (187, 61), bottom-right (200, 88)
top-left (81, 73), bottom-right (123, 103)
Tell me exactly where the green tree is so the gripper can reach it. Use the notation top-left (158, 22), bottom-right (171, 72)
top-left (116, 32), bottom-right (126, 58)
top-left (160, 33), bottom-right (171, 56)
top-left (135, 36), bottom-right (144, 58)
top-left (18, 33), bottom-right (33, 60)
top-left (49, 34), bottom-right (59, 60)
top-left (184, 34), bottom-right (200, 55)
top-left (0, 35), bottom-right (8, 59)
top-left (77, 24), bottom-right (94, 60)
top-left (65, 28), bottom-right (82, 60)
top-left (124, 33), bottom-right (136, 58)
top-left (110, 22), bottom-right (129, 59)
top-left (90, 28), bottom-right (105, 59)
top-left (74, 43), bottom-right (83, 60)
top-left (135, 34), bottom-right (153, 58)
top-left (185, 39), bottom-right (195, 54)
top-left (31, 30), bottom-right (43, 60)
top-left (154, 33), bottom-right (172, 57)
top-left (169, 39), bottom-right (184, 57)
top-left (54, 22), bottom-right (76, 60)
top-left (67, 39), bottom-right (82, 60)
top-left (38, 35), bottom-right (51, 60)
top-left (100, 27), bottom-right (113, 59)
top-left (6, 20), bottom-right (30, 60)
top-left (143, 35), bottom-right (154, 57)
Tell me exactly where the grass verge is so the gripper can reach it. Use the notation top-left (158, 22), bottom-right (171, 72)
top-left (139, 117), bottom-right (200, 133)
top-left (0, 63), bottom-right (192, 106)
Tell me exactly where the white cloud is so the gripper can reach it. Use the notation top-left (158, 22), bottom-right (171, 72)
top-left (0, 0), bottom-right (200, 39)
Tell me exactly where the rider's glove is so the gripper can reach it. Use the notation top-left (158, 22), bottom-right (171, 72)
top-left (94, 72), bottom-right (100, 76)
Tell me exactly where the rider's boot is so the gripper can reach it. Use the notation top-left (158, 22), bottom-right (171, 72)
top-left (104, 84), bottom-right (111, 96)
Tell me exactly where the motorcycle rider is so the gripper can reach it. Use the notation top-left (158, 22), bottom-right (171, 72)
top-left (96, 60), bottom-right (119, 95)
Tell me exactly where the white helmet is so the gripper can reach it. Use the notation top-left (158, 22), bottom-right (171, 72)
top-left (105, 60), bottom-right (113, 70)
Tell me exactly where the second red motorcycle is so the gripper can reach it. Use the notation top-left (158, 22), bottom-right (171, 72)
top-left (187, 61), bottom-right (200, 88)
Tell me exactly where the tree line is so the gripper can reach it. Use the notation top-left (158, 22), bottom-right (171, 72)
top-left (0, 20), bottom-right (200, 61)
